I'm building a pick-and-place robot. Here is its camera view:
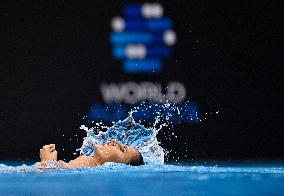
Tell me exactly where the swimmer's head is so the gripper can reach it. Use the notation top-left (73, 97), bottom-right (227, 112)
top-left (94, 140), bottom-right (144, 166)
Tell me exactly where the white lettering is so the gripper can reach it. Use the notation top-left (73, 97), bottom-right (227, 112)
top-left (100, 81), bottom-right (186, 104)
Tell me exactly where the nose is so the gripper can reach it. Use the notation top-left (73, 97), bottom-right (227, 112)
top-left (108, 139), bottom-right (117, 146)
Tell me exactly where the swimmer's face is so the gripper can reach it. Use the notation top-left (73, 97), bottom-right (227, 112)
top-left (94, 140), bottom-right (142, 165)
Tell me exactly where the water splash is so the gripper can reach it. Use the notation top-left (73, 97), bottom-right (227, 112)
top-left (79, 101), bottom-right (201, 165)
top-left (79, 112), bottom-right (165, 164)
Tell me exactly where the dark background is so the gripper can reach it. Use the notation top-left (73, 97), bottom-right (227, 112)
top-left (0, 1), bottom-right (283, 163)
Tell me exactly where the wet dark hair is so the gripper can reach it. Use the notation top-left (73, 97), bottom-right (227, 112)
top-left (129, 152), bottom-right (144, 166)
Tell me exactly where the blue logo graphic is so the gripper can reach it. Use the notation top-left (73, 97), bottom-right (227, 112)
top-left (110, 3), bottom-right (176, 73)
top-left (87, 3), bottom-right (199, 124)
top-left (88, 102), bottom-right (199, 124)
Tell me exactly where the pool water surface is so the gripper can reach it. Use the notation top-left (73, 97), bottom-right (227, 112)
top-left (0, 163), bottom-right (283, 195)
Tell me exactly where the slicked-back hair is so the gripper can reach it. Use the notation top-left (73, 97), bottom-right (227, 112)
top-left (130, 152), bottom-right (144, 166)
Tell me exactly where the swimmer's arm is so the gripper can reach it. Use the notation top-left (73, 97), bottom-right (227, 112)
top-left (37, 144), bottom-right (100, 169)
top-left (58, 156), bottom-right (101, 168)
top-left (36, 156), bottom-right (96, 169)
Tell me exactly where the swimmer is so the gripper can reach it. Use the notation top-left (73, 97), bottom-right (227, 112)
top-left (37, 139), bottom-right (144, 169)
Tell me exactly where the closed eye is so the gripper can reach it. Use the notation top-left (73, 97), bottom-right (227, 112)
top-left (122, 146), bottom-right (127, 153)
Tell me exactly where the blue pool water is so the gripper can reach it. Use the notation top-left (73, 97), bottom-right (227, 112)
top-left (0, 163), bottom-right (283, 195)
